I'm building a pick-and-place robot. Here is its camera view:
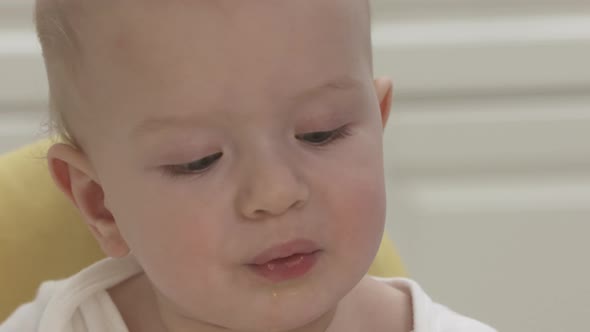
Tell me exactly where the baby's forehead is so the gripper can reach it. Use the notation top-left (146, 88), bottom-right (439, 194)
top-left (79, 2), bottom-right (371, 96)
top-left (36, 0), bottom-right (373, 143)
top-left (79, 0), bottom-right (370, 50)
top-left (40, 0), bottom-right (371, 72)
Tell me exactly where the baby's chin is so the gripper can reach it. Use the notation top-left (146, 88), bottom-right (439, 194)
top-left (234, 262), bottom-right (363, 330)
top-left (239, 271), bottom-right (368, 332)
top-left (158, 264), bottom-right (356, 331)
top-left (224, 291), bottom-right (338, 332)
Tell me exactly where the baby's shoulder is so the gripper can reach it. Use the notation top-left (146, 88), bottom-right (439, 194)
top-left (339, 276), bottom-right (413, 332)
top-left (367, 276), bottom-right (497, 332)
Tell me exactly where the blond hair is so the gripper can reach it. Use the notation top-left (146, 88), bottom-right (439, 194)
top-left (34, 0), bottom-right (83, 145)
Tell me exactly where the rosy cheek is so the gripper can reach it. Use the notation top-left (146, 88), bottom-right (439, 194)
top-left (327, 170), bottom-right (386, 258)
top-left (343, 185), bottom-right (384, 235)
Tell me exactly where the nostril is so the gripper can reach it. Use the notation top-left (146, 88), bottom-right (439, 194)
top-left (291, 199), bottom-right (305, 210)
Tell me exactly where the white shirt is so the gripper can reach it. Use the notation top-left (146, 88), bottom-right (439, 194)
top-left (0, 256), bottom-right (496, 332)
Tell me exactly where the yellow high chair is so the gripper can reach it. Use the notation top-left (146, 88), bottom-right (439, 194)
top-left (0, 140), bottom-right (406, 321)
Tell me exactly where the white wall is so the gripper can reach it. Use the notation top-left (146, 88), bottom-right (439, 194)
top-left (2, 1), bottom-right (590, 331)
top-left (373, 2), bottom-right (590, 331)
top-left (0, 0), bottom-right (48, 152)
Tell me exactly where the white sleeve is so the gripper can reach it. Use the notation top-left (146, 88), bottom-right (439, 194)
top-left (0, 281), bottom-right (60, 332)
top-left (383, 277), bottom-right (497, 332)
top-left (434, 303), bottom-right (497, 332)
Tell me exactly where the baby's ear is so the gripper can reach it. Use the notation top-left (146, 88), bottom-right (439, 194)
top-left (374, 77), bottom-right (393, 128)
top-left (47, 143), bottom-right (130, 258)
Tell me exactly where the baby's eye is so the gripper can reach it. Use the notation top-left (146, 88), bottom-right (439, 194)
top-left (165, 152), bottom-right (223, 176)
top-left (296, 126), bottom-right (351, 146)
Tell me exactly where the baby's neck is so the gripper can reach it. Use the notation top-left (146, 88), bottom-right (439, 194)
top-left (109, 273), bottom-right (411, 332)
top-left (108, 273), bottom-right (344, 332)
top-left (156, 300), bottom-right (338, 332)
top-left (108, 273), bottom-right (168, 332)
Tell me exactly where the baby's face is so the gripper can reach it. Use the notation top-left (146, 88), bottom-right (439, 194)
top-left (65, 0), bottom-right (388, 330)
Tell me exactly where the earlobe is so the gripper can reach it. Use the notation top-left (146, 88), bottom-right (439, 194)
top-left (47, 143), bottom-right (130, 258)
top-left (374, 77), bottom-right (393, 128)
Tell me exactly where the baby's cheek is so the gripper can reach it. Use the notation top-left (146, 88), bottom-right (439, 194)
top-left (113, 193), bottom-right (212, 266)
top-left (328, 171), bottom-right (387, 266)
top-left (128, 210), bottom-right (223, 301)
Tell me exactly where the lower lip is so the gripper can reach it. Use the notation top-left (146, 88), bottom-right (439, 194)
top-left (249, 251), bottom-right (320, 283)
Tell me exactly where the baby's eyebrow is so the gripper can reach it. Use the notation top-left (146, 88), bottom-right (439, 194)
top-left (131, 76), bottom-right (364, 139)
top-left (132, 113), bottom-right (203, 139)
top-left (289, 76), bottom-right (364, 105)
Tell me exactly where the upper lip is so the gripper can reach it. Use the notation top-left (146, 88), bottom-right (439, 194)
top-left (250, 239), bottom-right (320, 265)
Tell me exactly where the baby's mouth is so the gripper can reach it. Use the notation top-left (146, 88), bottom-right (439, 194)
top-left (247, 239), bottom-right (322, 283)
top-left (248, 251), bottom-right (321, 283)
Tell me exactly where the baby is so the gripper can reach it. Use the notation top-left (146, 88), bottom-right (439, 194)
top-left (1, 0), bottom-right (495, 331)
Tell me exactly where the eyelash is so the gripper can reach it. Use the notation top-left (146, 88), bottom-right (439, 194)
top-left (296, 125), bottom-right (352, 147)
top-left (162, 125), bottom-right (352, 177)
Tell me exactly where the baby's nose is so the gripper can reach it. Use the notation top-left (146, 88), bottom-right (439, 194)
top-left (235, 153), bottom-right (309, 221)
